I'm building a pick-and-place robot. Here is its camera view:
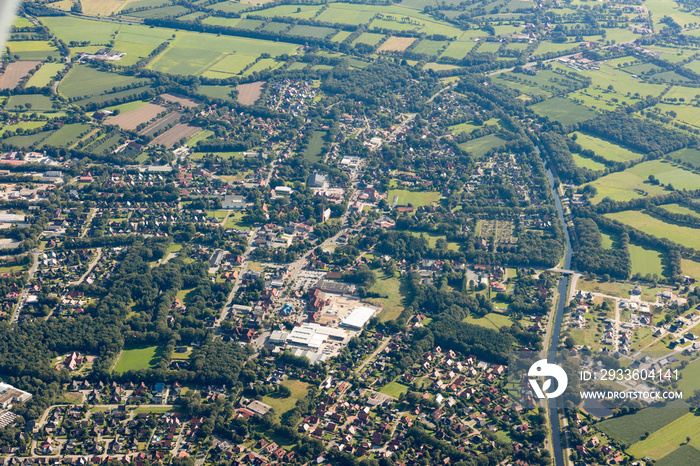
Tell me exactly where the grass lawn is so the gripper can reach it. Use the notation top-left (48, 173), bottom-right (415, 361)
top-left (262, 379), bottom-right (310, 419)
top-left (133, 406), bottom-right (175, 414)
top-left (677, 357), bottom-right (700, 395)
top-left (606, 210), bottom-right (700, 250)
top-left (207, 210), bottom-right (228, 220)
top-left (572, 153), bottom-right (606, 171)
top-left (113, 345), bottom-right (164, 373)
top-left (388, 188), bottom-right (441, 208)
top-left (597, 400), bottom-right (689, 446)
top-left (628, 243), bottom-right (665, 277)
top-left (627, 412), bottom-right (700, 460)
top-left (462, 312), bottom-right (513, 330)
top-left (380, 381), bottom-right (410, 398)
top-left (458, 133), bottom-right (506, 158)
top-left (303, 130), bottom-right (326, 161)
top-left (368, 274), bottom-right (407, 322)
top-left (224, 211), bottom-right (251, 230)
top-left (668, 148), bottom-right (700, 168)
top-left (682, 259), bottom-right (700, 281)
top-left (407, 231), bottom-right (459, 251)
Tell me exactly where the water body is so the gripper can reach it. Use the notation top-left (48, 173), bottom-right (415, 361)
top-left (545, 164), bottom-right (572, 466)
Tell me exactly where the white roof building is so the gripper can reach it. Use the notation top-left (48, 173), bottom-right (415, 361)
top-left (340, 306), bottom-right (378, 330)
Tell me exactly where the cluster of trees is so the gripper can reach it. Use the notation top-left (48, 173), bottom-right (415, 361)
top-left (577, 111), bottom-right (695, 156)
top-left (571, 217), bottom-right (631, 279)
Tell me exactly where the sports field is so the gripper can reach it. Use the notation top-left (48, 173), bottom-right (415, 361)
top-left (113, 345), bottom-right (164, 373)
top-left (388, 188), bottom-right (441, 207)
top-left (380, 381), bottom-right (409, 397)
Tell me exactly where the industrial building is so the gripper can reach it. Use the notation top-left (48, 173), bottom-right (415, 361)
top-left (340, 305), bottom-right (378, 330)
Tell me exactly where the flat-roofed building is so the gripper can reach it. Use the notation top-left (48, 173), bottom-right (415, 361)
top-left (341, 306), bottom-right (378, 330)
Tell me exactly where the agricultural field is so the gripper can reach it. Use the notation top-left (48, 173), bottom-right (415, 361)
top-left (160, 94), bottom-right (200, 108)
top-left (353, 33), bottom-right (385, 47)
top-left (583, 160), bottom-right (700, 203)
top-left (139, 112), bottom-right (183, 137)
top-left (441, 40), bottom-right (477, 59)
top-left (287, 25), bottom-right (337, 40)
top-left (113, 345), bottom-right (164, 373)
top-left (377, 37), bottom-right (417, 53)
top-left (316, 4), bottom-right (377, 24)
top-left (236, 82), bottom-right (265, 105)
top-left (627, 413), bottom-right (700, 461)
top-left (4, 94), bottom-right (55, 112)
top-left (25, 63), bottom-right (65, 88)
top-left (39, 123), bottom-right (94, 149)
top-left (5, 40), bottom-right (59, 60)
top-left (596, 401), bottom-right (688, 446)
top-left (628, 243), bottom-right (665, 278)
top-left (197, 85), bottom-right (238, 101)
top-left (681, 259), bottom-right (700, 281)
top-left (412, 40), bottom-right (446, 56)
top-left (150, 124), bottom-right (200, 147)
top-left (106, 104), bottom-right (166, 130)
top-left (606, 210), bottom-right (700, 250)
top-left (255, 4), bottom-right (321, 19)
top-left (0, 61), bottom-right (41, 90)
top-left (572, 153), bottom-right (606, 171)
top-left (668, 148), bottom-right (700, 168)
top-left (570, 133), bottom-right (643, 163)
top-left (147, 32), bottom-right (297, 76)
top-left (530, 97), bottom-right (598, 125)
top-left (58, 65), bottom-right (149, 100)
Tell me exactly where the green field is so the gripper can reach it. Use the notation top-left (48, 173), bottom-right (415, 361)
top-left (531, 97), bottom-right (598, 125)
top-left (353, 33), bottom-right (385, 46)
top-left (388, 188), bottom-right (441, 207)
top-left (462, 312), bottom-right (513, 330)
top-left (571, 132), bottom-right (643, 163)
top-left (458, 134), bottom-right (506, 158)
top-left (380, 381), bottom-right (410, 397)
top-left (5, 94), bottom-right (55, 112)
top-left (606, 210), bottom-right (700, 249)
top-left (682, 259), bottom-right (700, 281)
top-left (656, 445), bottom-right (700, 466)
top-left (59, 65), bottom-right (148, 100)
top-left (441, 40), bottom-right (477, 59)
top-left (585, 160), bottom-right (700, 203)
top-left (262, 379), bottom-right (310, 419)
top-left (113, 345), bottom-right (164, 373)
top-left (412, 39), bottom-right (446, 56)
top-left (596, 401), bottom-right (688, 446)
top-left (677, 357), bottom-right (700, 395)
top-left (627, 412), bottom-right (700, 460)
top-left (303, 131), bottom-right (326, 162)
top-left (26, 63), bottom-right (65, 88)
top-left (6, 40), bottom-right (59, 60)
top-left (148, 32), bottom-right (297, 76)
top-left (197, 85), bottom-right (237, 100)
top-left (39, 123), bottom-right (93, 149)
top-left (628, 243), bottom-right (665, 277)
top-left (288, 25), bottom-right (337, 39)
top-left (668, 148), bottom-right (700, 168)
top-left (368, 274), bottom-right (406, 322)
top-left (572, 153), bottom-right (606, 171)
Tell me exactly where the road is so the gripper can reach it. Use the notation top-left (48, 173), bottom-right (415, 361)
top-left (10, 250), bottom-right (41, 325)
top-left (354, 336), bottom-right (391, 375)
top-left (69, 248), bottom-right (102, 286)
